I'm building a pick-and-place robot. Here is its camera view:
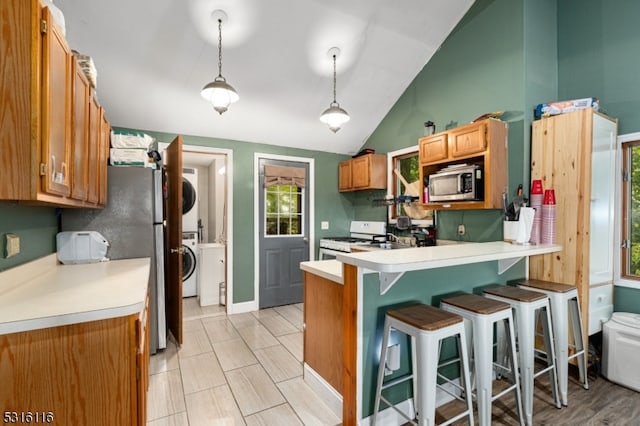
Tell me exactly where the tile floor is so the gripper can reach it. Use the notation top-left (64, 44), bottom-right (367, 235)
top-left (146, 298), bottom-right (341, 426)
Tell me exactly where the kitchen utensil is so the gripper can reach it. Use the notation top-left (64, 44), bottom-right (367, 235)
top-left (393, 168), bottom-right (430, 219)
top-left (513, 184), bottom-right (524, 220)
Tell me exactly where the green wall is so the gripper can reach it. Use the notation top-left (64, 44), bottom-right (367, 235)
top-left (136, 130), bottom-right (353, 304)
top-left (0, 203), bottom-right (58, 272)
top-left (358, 0), bottom-right (530, 241)
top-left (557, 0), bottom-right (640, 312)
top-left (2, 0), bottom-right (639, 311)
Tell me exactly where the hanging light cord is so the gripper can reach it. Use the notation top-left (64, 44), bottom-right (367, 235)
top-left (217, 18), bottom-right (223, 79)
top-left (332, 54), bottom-right (338, 105)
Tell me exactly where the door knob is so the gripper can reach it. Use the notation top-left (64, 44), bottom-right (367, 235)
top-left (170, 247), bottom-right (184, 254)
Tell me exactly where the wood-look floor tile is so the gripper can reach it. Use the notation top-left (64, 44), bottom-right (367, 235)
top-left (277, 332), bottom-right (303, 362)
top-left (178, 328), bottom-right (213, 359)
top-left (228, 312), bottom-right (260, 329)
top-left (251, 308), bottom-right (279, 319)
top-left (182, 318), bottom-right (204, 332)
top-left (203, 317), bottom-right (240, 343)
top-left (225, 364), bottom-right (286, 416)
top-left (146, 411), bottom-right (189, 426)
top-left (149, 339), bottom-right (179, 375)
top-left (199, 303), bottom-right (226, 319)
top-left (258, 313), bottom-right (298, 336)
top-left (277, 377), bottom-right (341, 426)
top-left (182, 297), bottom-right (205, 321)
top-left (254, 344), bottom-right (302, 383)
top-left (147, 369), bottom-right (186, 421)
top-left (274, 305), bottom-right (303, 330)
top-left (244, 403), bottom-right (303, 426)
top-left (294, 303), bottom-right (303, 311)
top-left (179, 351), bottom-right (226, 395)
top-left (185, 385), bottom-right (245, 426)
top-left (212, 338), bottom-right (258, 371)
top-left (236, 323), bottom-right (279, 350)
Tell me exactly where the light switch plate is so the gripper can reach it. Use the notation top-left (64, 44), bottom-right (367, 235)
top-left (5, 233), bottom-right (20, 258)
top-left (321, 221), bottom-right (329, 230)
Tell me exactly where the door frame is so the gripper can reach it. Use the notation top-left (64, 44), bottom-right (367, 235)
top-left (159, 142), bottom-right (234, 313)
top-left (254, 153), bottom-right (315, 309)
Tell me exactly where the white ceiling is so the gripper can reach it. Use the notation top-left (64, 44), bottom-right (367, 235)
top-left (56, 0), bottom-right (474, 155)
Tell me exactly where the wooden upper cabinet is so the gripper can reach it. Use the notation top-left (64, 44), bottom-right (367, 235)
top-left (98, 109), bottom-right (110, 206)
top-left (449, 121), bottom-right (487, 158)
top-left (338, 160), bottom-right (352, 191)
top-left (87, 95), bottom-right (101, 204)
top-left (419, 134), bottom-right (448, 164)
top-left (0, 0), bottom-right (108, 207)
top-left (41, 5), bottom-right (72, 198)
top-left (70, 58), bottom-right (90, 201)
top-left (419, 118), bottom-right (507, 210)
top-left (338, 154), bottom-right (387, 192)
top-left (351, 156), bottom-right (372, 188)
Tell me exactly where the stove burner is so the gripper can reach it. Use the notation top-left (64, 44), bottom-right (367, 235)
top-left (323, 237), bottom-right (372, 244)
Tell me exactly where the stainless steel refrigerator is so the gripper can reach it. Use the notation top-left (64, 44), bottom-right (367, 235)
top-left (61, 166), bottom-right (166, 353)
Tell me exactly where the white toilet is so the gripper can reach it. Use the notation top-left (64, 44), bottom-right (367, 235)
top-left (602, 312), bottom-right (640, 392)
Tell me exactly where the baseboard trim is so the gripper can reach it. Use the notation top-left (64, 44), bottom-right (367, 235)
top-left (303, 363), bottom-right (342, 419)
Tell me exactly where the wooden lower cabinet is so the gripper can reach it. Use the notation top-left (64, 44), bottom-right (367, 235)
top-left (303, 271), bottom-right (343, 394)
top-left (0, 305), bottom-right (149, 425)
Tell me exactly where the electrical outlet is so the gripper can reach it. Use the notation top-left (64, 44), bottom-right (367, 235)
top-left (457, 224), bottom-right (465, 236)
top-left (321, 221), bottom-right (329, 230)
top-left (5, 233), bottom-right (20, 258)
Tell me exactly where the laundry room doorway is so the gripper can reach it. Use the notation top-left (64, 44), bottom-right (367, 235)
top-left (161, 142), bottom-right (233, 314)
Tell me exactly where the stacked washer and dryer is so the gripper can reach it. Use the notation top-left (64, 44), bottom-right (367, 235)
top-left (182, 168), bottom-right (199, 298)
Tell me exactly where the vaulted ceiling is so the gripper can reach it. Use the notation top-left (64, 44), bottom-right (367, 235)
top-left (56, 0), bottom-right (474, 155)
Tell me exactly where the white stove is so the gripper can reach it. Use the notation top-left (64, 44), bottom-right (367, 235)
top-left (319, 221), bottom-right (386, 259)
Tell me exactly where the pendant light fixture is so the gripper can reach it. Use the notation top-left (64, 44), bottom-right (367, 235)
top-left (201, 10), bottom-right (238, 114)
top-left (320, 47), bottom-right (350, 133)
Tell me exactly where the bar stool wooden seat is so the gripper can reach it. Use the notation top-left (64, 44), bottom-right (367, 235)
top-left (440, 294), bottom-right (524, 426)
top-left (518, 279), bottom-right (588, 405)
top-left (483, 285), bottom-right (561, 426)
top-left (372, 304), bottom-right (474, 426)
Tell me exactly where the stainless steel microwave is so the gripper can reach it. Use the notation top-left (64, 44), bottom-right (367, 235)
top-left (428, 165), bottom-right (483, 202)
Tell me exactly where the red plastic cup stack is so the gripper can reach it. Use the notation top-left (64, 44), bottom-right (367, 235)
top-left (529, 180), bottom-right (544, 244)
top-left (541, 189), bottom-right (556, 244)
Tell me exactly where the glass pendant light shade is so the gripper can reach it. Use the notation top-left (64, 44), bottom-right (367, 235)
top-left (202, 11), bottom-right (238, 114)
top-left (320, 48), bottom-right (349, 133)
top-left (201, 76), bottom-right (239, 114)
top-left (320, 102), bottom-right (350, 133)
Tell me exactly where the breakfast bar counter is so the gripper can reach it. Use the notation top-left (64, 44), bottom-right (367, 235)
top-left (301, 241), bottom-right (561, 425)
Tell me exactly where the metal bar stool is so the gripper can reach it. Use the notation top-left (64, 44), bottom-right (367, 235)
top-left (518, 279), bottom-right (589, 405)
top-left (441, 294), bottom-right (524, 426)
top-left (483, 286), bottom-right (561, 426)
top-left (372, 304), bottom-right (474, 426)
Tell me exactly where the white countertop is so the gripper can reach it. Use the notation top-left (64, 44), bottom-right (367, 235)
top-left (300, 259), bottom-right (343, 284)
top-left (0, 254), bottom-right (150, 335)
top-left (336, 241), bottom-right (561, 273)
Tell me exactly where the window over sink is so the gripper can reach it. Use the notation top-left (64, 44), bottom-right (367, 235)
top-left (386, 146), bottom-right (433, 225)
